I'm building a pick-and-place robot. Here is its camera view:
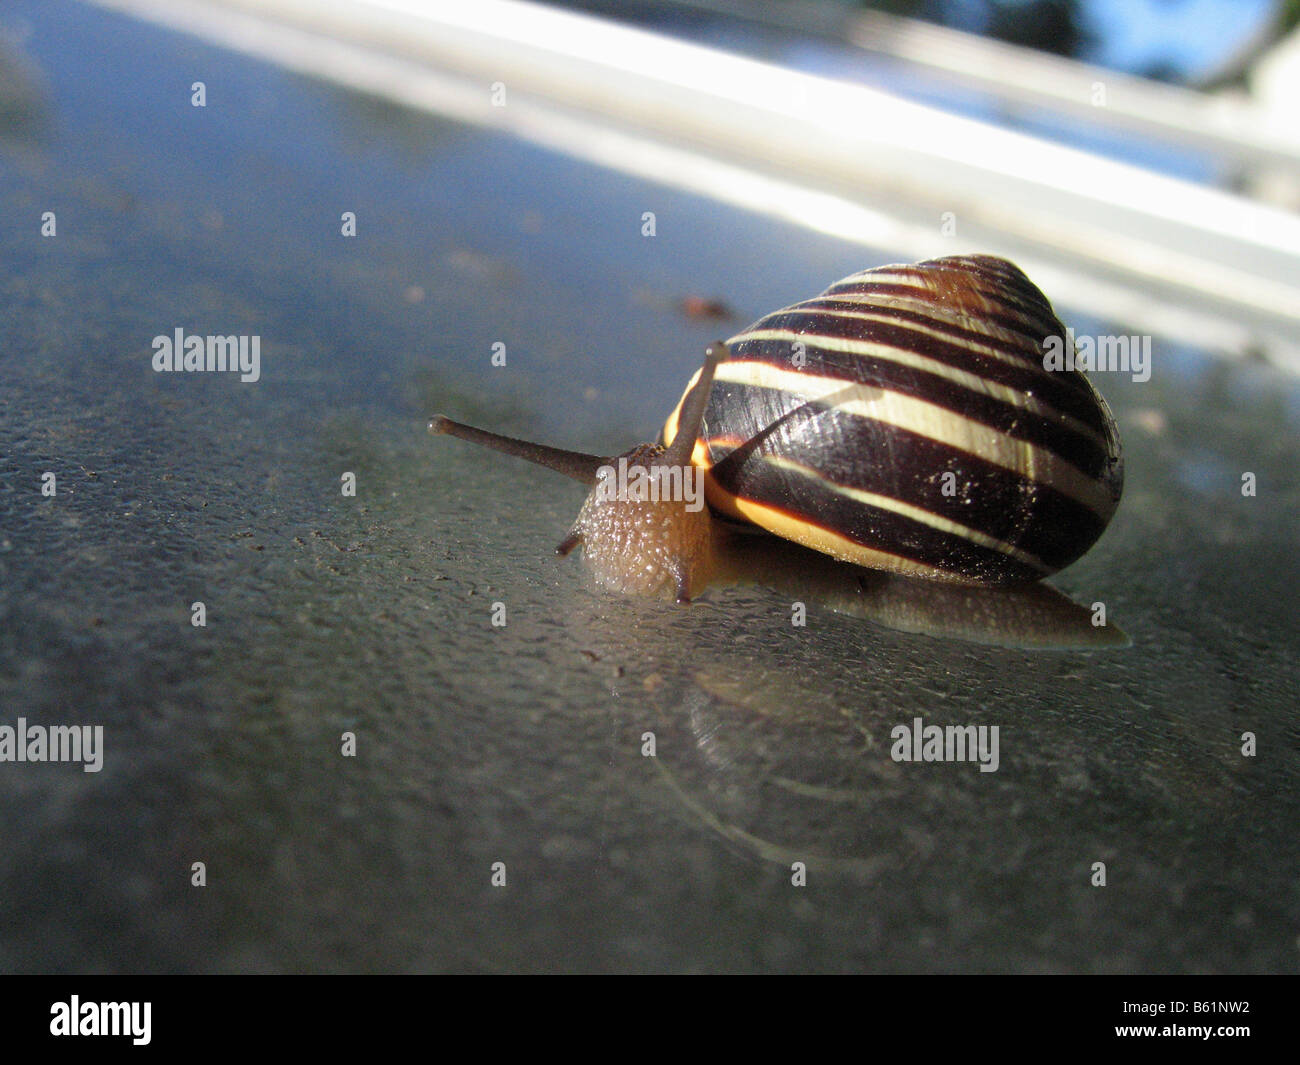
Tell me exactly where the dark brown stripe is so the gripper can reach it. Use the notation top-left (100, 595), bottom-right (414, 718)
top-left (708, 443), bottom-right (1048, 582)
top-left (722, 336), bottom-right (1115, 479)
top-left (816, 280), bottom-right (1072, 367)
top-left (730, 306), bottom-right (1108, 434)
top-left (701, 384), bottom-right (1118, 570)
top-left (785, 290), bottom-right (1069, 364)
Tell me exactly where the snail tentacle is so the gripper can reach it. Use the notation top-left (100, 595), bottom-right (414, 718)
top-left (428, 415), bottom-right (605, 484)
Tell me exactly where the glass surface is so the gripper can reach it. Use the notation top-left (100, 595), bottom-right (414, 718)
top-left (0, 0), bottom-right (1296, 972)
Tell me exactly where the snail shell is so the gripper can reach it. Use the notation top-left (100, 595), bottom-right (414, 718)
top-left (663, 255), bottom-right (1124, 583)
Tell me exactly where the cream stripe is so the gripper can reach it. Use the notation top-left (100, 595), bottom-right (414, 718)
top-left (803, 292), bottom-right (1059, 362)
top-left (728, 503), bottom-right (956, 580)
top-left (813, 287), bottom-right (1061, 352)
top-left (671, 425), bottom-right (1048, 578)
top-left (831, 268), bottom-right (927, 287)
top-left (696, 460), bottom-right (954, 579)
top-left (710, 360), bottom-right (1115, 517)
top-left (824, 263), bottom-right (1056, 313)
top-left (734, 324), bottom-right (1107, 449)
top-left (694, 444), bottom-right (984, 581)
top-left (754, 452), bottom-right (1051, 572)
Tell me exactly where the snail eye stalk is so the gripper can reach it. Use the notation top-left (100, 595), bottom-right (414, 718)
top-left (428, 416), bottom-right (606, 484)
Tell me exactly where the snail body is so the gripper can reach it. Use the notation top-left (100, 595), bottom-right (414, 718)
top-left (431, 255), bottom-right (1123, 601)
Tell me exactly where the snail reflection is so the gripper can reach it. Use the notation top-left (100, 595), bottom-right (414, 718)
top-left (708, 529), bottom-right (1126, 649)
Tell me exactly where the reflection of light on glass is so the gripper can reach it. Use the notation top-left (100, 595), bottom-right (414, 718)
top-left (365, 0), bottom-right (1300, 324)
top-left (96, 0), bottom-right (1300, 363)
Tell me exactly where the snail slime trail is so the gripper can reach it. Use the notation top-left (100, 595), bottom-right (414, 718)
top-left (430, 256), bottom-right (1124, 600)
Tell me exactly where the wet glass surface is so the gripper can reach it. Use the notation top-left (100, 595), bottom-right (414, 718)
top-left (1, 1), bottom-right (1297, 972)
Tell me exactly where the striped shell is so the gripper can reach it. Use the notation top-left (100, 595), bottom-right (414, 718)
top-left (663, 255), bottom-right (1124, 583)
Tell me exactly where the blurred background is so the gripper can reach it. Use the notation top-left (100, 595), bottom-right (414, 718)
top-left (0, 0), bottom-right (1297, 974)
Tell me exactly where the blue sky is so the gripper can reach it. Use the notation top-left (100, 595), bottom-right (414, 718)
top-left (1084, 0), bottom-right (1275, 77)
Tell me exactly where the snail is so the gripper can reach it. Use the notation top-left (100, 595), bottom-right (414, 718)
top-left (430, 255), bottom-right (1124, 603)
